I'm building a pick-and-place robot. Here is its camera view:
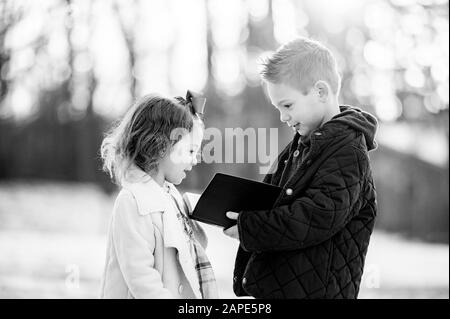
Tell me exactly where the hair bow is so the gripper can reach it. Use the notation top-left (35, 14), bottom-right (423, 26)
top-left (184, 90), bottom-right (206, 119)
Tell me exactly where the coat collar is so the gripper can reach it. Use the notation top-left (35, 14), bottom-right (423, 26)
top-left (293, 105), bottom-right (378, 153)
top-left (122, 179), bottom-right (168, 215)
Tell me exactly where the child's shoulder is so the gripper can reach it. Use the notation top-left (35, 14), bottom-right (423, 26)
top-left (321, 130), bottom-right (370, 164)
top-left (119, 181), bottom-right (170, 215)
top-left (115, 187), bottom-right (136, 201)
top-left (113, 188), bottom-right (138, 209)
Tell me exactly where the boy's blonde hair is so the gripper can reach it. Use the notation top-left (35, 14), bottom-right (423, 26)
top-left (260, 37), bottom-right (341, 95)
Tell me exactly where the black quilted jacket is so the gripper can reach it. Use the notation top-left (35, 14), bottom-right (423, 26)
top-left (233, 105), bottom-right (378, 299)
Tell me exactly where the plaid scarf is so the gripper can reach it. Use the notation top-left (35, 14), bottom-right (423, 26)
top-left (168, 189), bottom-right (219, 299)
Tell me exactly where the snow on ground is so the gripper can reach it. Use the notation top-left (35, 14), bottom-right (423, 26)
top-left (0, 182), bottom-right (448, 299)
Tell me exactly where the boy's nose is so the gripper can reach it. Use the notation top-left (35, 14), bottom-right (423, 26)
top-left (280, 111), bottom-right (290, 123)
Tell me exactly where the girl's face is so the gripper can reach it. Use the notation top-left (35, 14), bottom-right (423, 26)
top-left (159, 122), bottom-right (204, 185)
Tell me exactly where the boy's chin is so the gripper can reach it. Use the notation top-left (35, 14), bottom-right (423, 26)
top-left (296, 128), bottom-right (309, 136)
top-left (297, 126), bottom-right (316, 136)
top-left (290, 124), bottom-right (310, 136)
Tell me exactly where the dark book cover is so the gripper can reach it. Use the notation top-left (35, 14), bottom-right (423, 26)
top-left (185, 173), bottom-right (282, 229)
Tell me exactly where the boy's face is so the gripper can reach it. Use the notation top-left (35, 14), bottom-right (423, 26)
top-left (266, 82), bottom-right (327, 136)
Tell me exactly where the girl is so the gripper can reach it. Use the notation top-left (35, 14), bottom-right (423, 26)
top-left (99, 92), bottom-right (218, 299)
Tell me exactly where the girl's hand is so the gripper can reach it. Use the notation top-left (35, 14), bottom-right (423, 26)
top-left (223, 211), bottom-right (239, 240)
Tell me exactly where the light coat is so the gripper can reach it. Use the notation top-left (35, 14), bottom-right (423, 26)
top-left (100, 171), bottom-right (207, 299)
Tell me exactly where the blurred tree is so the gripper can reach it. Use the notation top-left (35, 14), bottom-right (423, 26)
top-left (0, 1), bottom-right (23, 104)
top-left (0, 0), bottom-right (112, 190)
top-left (113, 0), bottom-right (138, 98)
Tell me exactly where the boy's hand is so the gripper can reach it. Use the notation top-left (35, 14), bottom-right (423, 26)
top-left (223, 211), bottom-right (239, 240)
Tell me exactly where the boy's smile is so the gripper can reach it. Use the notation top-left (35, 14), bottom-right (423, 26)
top-left (265, 82), bottom-right (328, 137)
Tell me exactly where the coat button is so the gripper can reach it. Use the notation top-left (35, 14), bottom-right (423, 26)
top-left (284, 160), bottom-right (288, 164)
top-left (286, 188), bottom-right (293, 196)
top-left (293, 150), bottom-right (300, 157)
top-left (178, 284), bottom-right (184, 295)
top-left (242, 277), bottom-right (247, 285)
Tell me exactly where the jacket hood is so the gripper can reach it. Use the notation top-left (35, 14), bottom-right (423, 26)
top-left (326, 105), bottom-right (378, 151)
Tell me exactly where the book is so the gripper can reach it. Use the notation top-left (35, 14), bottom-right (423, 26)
top-left (184, 173), bottom-right (282, 229)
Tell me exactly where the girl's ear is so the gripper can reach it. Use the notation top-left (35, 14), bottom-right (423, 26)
top-left (314, 80), bottom-right (329, 102)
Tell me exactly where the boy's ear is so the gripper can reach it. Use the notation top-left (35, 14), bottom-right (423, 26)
top-left (314, 81), bottom-right (329, 102)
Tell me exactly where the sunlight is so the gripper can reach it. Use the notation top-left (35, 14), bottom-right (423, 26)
top-left (404, 66), bottom-right (426, 88)
top-left (374, 95), bottom-right (403, 122)
top-left (71, 24), bottom-right (90, 51)
top-left (209, 0), bottom-right (245, 48)
top-left (135, 53), bottom-right (170, 96)
top-left (212, 49), bottom-right (246, 96)
top-left (208, 0), bottom-right (246, 96)
top-left (47, 29), bottom-right (68, 61)
top-left (304, 0), bottom-right (364, 34)
top-left (351, 73), bottom-right (371, 97)
top-left (312, 0), bottom-right (364, 17)
top-left (377, 123), bottom-right (449, 167)
top-left (364, 1), bottom-right (396, 30)
top-left (437, 84), bottom-right (449, 105)
top-left (170, 0), bottom-right (207, 94)
top-left (10, 85), bottom-right (35, 120)
top-left (90, 1), bottom-right (130, 114)
top-left (8, 47), bottom-right (35, 75)
top-left (4, 2), bottom-right (46, 50)
top-left (73, 52), bottom-right (93, 74)
top-left (139, 0), bottom-right (174, 50)
top-left (93, 82), bottom-right (131, 119)
top-left (2, 0), bottom-right (448, 120)
top-left (424, 92), bottom-right (443, 113)
top-left (246, 0), bottom-right (269, 22)
top-left (272, 0), bottom-right (300, 44)
top-left (363, 40), bottom-right (396, 70)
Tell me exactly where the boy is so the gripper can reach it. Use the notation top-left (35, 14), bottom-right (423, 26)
top-left (224, 37), bottom-right (378, 299)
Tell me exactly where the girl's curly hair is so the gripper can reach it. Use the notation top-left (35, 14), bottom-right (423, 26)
top-left (100, 94), bottom-right (200, 185)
